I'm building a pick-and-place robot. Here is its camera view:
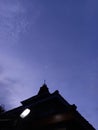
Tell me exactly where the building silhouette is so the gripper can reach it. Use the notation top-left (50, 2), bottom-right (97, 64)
top-left (0, 84), bottom-right (95, 130)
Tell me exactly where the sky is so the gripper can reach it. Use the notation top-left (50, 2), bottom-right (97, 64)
top-left (0, 0), bottom-right (97, 129)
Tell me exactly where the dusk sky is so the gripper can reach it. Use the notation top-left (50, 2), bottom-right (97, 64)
top-left (0, 0), bottom-right (97, 129)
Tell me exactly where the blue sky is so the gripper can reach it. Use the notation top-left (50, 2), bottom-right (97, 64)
top-left (0, 0), bottom-right (97, 129)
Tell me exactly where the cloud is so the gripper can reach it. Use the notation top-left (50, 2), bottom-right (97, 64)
top-left (4, 77), bottom-right (19, 85)
top-left (0, 65), bottom-right (22, 110)
top-left (0, 62), bottom-right (20, 108)
top-left (0, 1), bottom-right (28, 45)
top-left (0, 80), bottom-right (13, 109)
top-left (0, 0), bottom-right (41, 47)
top-left (0, 1), bottom-right (24, 17)
top-left (0, 52), bottom-right (41, 110)
top-left (0, 53), bottom-right (22, 109)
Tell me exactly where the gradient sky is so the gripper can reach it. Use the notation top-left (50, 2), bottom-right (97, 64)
top-left (0, 0), bottom-right (97, 129)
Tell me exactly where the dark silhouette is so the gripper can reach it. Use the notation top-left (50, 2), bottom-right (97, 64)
top-left (0, 105), bottom-right (5, 114)
top-left (0, 84), bottom-right (96, 130)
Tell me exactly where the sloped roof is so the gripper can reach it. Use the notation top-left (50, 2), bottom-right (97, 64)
top-left (0, 84), bottom-right (96, 130)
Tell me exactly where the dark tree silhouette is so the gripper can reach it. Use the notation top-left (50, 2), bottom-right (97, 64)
top-left (0, 105), bottom-right (5, 114)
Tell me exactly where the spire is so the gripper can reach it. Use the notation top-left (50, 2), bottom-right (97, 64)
top-left (38, 83), bottom-right (50, 95)
top-left (44, 80), bottom-right (46, 84)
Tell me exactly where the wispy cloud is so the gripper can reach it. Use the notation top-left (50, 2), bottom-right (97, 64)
top-left (0, 1), bottom-right (28, 45)
top-left (0, 52), bottom-right (40, 110)
top-left (0, 0), bottom-right (41, 47)
top-left (0, 62), bottom-right (21, 109)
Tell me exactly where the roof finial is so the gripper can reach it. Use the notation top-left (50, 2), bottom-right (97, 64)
top-left (44, 80), bottom-right (46, 84)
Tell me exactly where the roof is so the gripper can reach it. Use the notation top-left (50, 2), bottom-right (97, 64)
top-left (0, 84), bottom-right (95, 130)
